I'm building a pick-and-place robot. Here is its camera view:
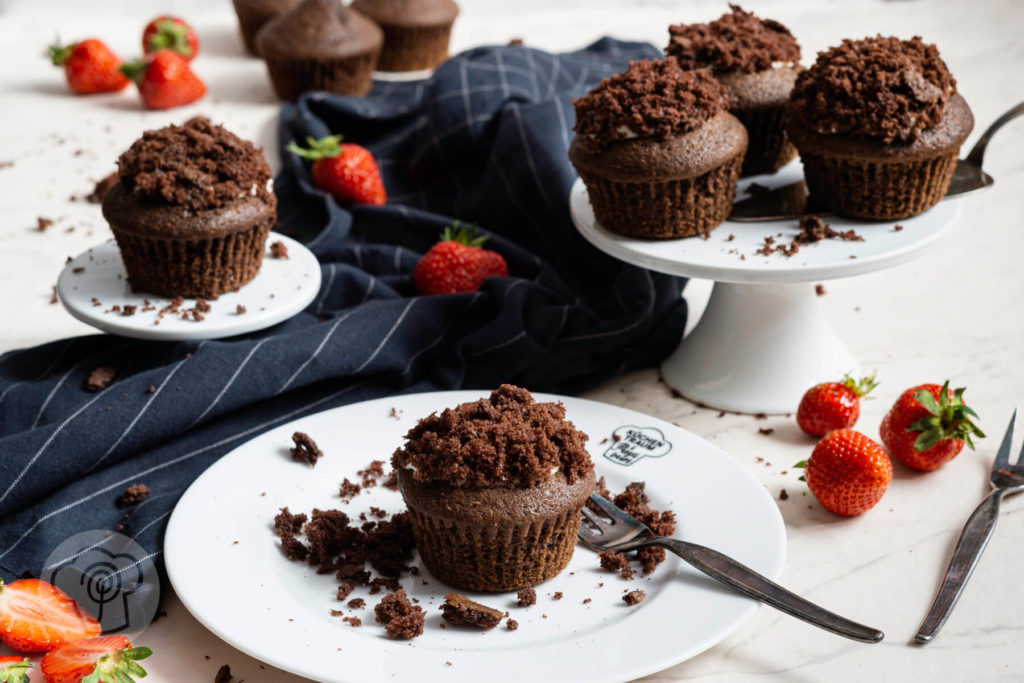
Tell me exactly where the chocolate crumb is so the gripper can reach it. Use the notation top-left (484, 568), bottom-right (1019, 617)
top-left (214, 664), bottom-right (232, 683)
top-left (147, 385), bottom-right (155, 394)
top-left (780, 489), bottom-right (789, 500)
top-left (442, 593), bottom-right (504, 630)
top-left (599, 551), bottom-right (635, 580)
top-left (343, 616), bottom-right (362, 627)
top-left (37, 217), bottom-right (54, 232)
top-left (583, 598), bottom-right (592, 604)
top-left (517, 584), bottom-right (536, 606)
top-left (552, 592), bottom-right (563, 601)
top-left (374, 589), bottom-right (424, 639)
top-left (290, 431), bottom-right (322, 467)
top-left (758, 427), bottom-right (774, 436)
top-left (348, 598), bottom-right (366, 609)
top-left (506, 619), bottom-right (519, 630)
top-left (270, 241), bottom-right (289, 259)
top-left (894, 224), bottom-right (904, 231)
top-left (121, 305), bottom-right (137, 316)
top-left (49, 287), bottom-right (58, 304)
top-left (623, 589), bottom-right (646, 606)
top-left (336, 581), bottom-right (356, 601)
top-left (72, 267), bottom-right (85, 274)
top-left (86, 366), bottom-right (117, 392)
top-left (338, 478), bottom-right (361, 502)
top-left (116, 484), bottom-right (150, 508)
top-left (235, 304), bottom-right (247, 315)
top-left (815, 284), bottom-right (826, 296)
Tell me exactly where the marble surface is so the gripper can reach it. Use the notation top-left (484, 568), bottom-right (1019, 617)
top-left (2, 0), bottom-right (1024, 681)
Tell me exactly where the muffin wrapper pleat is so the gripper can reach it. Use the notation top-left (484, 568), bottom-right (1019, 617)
top-left (405, 504), bottom-right (584, 592)
top-left (800, 150), bottom-right (959, 220)
top-left (263, 50), bottom-right (379, 101)
top-left (376, 23), bottom-right (453, 72)
top-left (111, 218), bottom-right (271, 299)
top-left (578, 151), bottom-right (744, 239)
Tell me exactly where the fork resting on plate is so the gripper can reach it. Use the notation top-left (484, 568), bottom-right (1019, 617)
top-left (580, 493), bottom-right (884, 643)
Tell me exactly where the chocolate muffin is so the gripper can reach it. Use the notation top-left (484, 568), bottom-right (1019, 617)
top-left (785, 36), bottom-right (973, 220)
top-left (350, 0), bottom-right (458, 72)
top-left (667, 5), bottom-right (801, 176)
top-left (393, 385), bottom-right (596, 592)
top-left (102, 117), bottom-right (276, 298)
top-left (256, 0), bottom-right (383, 101)
top-left (231, 0), bottom-right (303, 56)
top-left (569, 59), bottom-right (746, 239)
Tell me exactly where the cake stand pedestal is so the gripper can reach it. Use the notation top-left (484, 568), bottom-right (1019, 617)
top-left (570, 161), bottom-right (963, 415)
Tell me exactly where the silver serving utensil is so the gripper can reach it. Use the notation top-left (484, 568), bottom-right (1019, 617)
top-left (579, 493), bottom-right (885, 643)
top-left (729, 101), bottom-right (1024, 222)
top-left (915, 408), bottom-right (1024, 643)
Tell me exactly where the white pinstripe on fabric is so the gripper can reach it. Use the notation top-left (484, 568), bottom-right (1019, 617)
top-left (359, 276), bottom-right (377, 305)
top-left (0, 339), bottom-right (76, 409)
top-left (0, 378), bottom-right (376, 562)
top-left (277, 308), bottom-right (359, 395)
top-left (28, 356), bottom-right (93, 430)
top-left (315, 264), bottom-right (337, 315)
top-left (511, 107), bottom-right (557, 217)
top-left (553, 96), bottom-right (570, 150)
top-left (399, 291), bottom-right (482, 376)
top-left (184, 338), bottom-right (271, 431)
top-left (353, 298), bottom-right (417, 374)
top-left (560, 294), bottom-right (654, 343)
top-left (467, 330), bottom-right (527, 359)
top-left (86, 353), bottom-right (193, 473)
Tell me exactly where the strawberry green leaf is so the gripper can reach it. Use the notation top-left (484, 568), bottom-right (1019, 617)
top-left (793, 460), bottom-right (807, 469)
top-left (798, 475), bottom-right (806, 482)
top-left (0, 658), bottom-right (34, 683)
top-left (48, 38), bottom-right (74, 66)
top-left (914, 389), bottom-right (941, 416)
top-left (147, 19), bottom-right (194, 56)
top-left (843, 371), bottom-right (879, 399)
top-left (914, 429), bottom-right (943, 452)
top-left (287, 135), bottom-right (343, 161)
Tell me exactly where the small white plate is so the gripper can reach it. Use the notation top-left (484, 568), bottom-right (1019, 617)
top-left (570, 160), bottom-right (963, 284)
top-left (372, 68), bottom-right (434, 82)
top-left (166, 391), bottom-right (786, 683)
top-left (56, 233), bottom-right (321, 341)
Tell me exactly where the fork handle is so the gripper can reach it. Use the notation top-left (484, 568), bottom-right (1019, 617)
top-left (914, 489), bottom-right (1004, 643)
top-left (656, 538), bottom-right (884, 643)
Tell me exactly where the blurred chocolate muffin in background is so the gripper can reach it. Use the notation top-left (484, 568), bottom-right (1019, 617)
top-left (351, 0), bottom-right (458, 72)
top-left (232, 0), bottom-right (303, 56)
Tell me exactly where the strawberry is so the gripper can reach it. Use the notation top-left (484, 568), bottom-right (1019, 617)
top-left (0, 578), bottom-right (101, 653)
top-left (796, 372), bottom-right (878, 437)
top-left (414, 223), bottom-right (509, 295)
top-left (40, 636), bottom-right (151, 683)
top-left (880, 381), bottom-right (985, 471)
top-left (48, 39), bottom-right (129, 94)
top-left (142, 16), bottom-right (199, 61)
top-left (0, 656), bottom-right (33, 683)
top-left (799, 429), bottom-right (892, 516)
top-left (287, 135), bottom-right (386, 206)
top-left (121, 50), bottom-right (206, 110)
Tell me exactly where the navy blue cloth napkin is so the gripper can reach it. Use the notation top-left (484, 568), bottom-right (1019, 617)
top-left (0, 39), bottom-right (686, 583)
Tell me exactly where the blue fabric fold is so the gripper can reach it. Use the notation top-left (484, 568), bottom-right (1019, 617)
top-left (0, 38), bottom-right (686, 583)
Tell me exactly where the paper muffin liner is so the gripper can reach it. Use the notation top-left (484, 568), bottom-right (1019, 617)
top-left (579, 151), bottom-right (744, 239)
top-left (734, 105), bottom-right (797, 176)
top-left (376, 23), bottom-right (453, 72)
top-left (800, 150), bottom-right (959, 220)
top-left (263, 50), bottom-right (380, 101)
top-left (110, 218), bottom-right (271, 299)
top-left (405, 500), bottom-right (584, 592)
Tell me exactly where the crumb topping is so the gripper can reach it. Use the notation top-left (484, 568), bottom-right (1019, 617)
top-left (374, 589), bottom-right (425, 639)
top-left (572, 59), bottom-right (729, 154)
top-left (290, 431), bottom-right (322, 467)
top-left (789, 36), bottom-right (956, 143)
top-left (392, 385), bottom-right (592, 488)
top-left (117, 116), bottom-right (274, 211)
top-left (667, 4), bottom-right (800, 74)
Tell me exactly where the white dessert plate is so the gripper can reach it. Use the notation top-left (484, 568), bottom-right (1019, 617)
top-left (165, 391), bottom-right (787, 683)
top-left (372, 68), bottom-right (434, 82)
top-left (570, 159), bottom-right (963, 284)
top-left (56, 232), bottom-right (321, 341)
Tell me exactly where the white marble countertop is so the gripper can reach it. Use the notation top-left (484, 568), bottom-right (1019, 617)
top-left (2, 0), bottom-right (1024, 681)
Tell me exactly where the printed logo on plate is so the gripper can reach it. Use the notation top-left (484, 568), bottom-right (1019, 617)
top-left (602, 426), bottom-right (672, 466)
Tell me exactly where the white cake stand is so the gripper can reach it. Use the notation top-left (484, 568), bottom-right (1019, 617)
top-left (570, 161), bottom-right (963, 415)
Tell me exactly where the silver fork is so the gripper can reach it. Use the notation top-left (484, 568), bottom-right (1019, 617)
top-left (580, 494), bottom-right (885, 643)
top-left (915, 408), bottom-right (1024, 642)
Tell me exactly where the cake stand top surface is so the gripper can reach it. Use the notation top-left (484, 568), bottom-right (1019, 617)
top-left (570, 161), bottom-right (962, 284)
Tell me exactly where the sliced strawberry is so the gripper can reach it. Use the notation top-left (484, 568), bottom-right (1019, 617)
top-left (0, 578), bottom-right (101, 654)
top-left (40, 636), bottom-right (151, 683)
top-left (0, 656), bottom-right (33, 683)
